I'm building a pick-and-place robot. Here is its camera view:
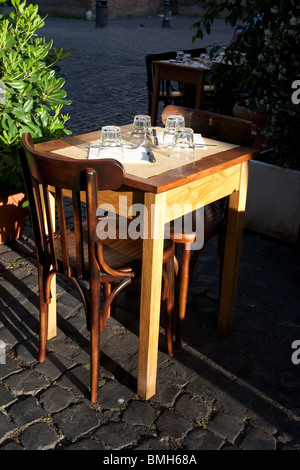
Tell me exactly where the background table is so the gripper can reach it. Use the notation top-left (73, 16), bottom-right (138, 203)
top-left (151, 60), bottom-right (208, 126)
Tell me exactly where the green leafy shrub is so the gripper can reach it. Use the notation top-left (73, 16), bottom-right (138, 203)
top-left (0, 0), bottom-right (71, 198)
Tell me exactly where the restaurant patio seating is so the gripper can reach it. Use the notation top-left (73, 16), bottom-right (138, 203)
top-left (19, 133), bottom-right (175, 401)
top-left (161, 105), bottom-right (256, 349)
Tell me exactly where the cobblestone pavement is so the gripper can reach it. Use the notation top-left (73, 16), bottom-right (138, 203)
top-left (0, 15), bottom-right (300, 453)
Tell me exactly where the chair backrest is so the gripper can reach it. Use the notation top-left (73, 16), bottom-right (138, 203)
top-left (182, 47), bottom-right (207, 57)
top-left (19, 132), bottom-right (124, 279)
top-left (161, 105), bottom-right (256, 146)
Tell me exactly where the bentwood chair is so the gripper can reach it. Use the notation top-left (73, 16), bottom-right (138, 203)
top-left (19, 133), bottom-right (175, 402)
top-left (161, 105), bottom-right (256, 349)
top-left (146, 51), bottom-right (186, 116)
top-left (182, 47), bottom-right (207, 57)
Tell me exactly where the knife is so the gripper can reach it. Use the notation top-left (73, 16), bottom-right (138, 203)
top-left (146, 145), bottom-right (156, 163)
top-left (152, 129), bottom-right (159, 146)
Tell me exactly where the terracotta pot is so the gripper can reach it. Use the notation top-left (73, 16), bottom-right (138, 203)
top-left (233, 102), bottom-right (266, 129)
top-left (0, 193), bottom-right (28, 244)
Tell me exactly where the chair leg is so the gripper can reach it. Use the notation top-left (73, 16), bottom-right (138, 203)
top-left (39, 300), bottom-right (48, 362)
top-left (102, 282), bottom-right (111, 321)
top-left (90, 282), bottom-right (101, 403)
top-left (175, 243), bottom-right (191, 349)
top-left (164, 257), bottom-right (175, 356)
top-left (38, 265), bottom-right (48, 362)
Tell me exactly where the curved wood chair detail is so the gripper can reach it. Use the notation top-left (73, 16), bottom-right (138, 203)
top-left (19, 133), bottom-right (175, 402)
top-left (161, 105), bottom-right (256, 349)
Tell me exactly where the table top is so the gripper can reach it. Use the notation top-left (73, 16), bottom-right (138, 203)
top-left (152, 59), bottom-right (209, 71)
top-left (35, 126), bottom-right (260, 195)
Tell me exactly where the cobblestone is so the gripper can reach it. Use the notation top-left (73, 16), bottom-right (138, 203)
top-left (0, 14), bottom-right (299, 453)
top-left (18, 421), bottom-right (60, 450)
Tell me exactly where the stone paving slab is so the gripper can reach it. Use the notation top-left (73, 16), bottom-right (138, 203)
top-left (0, 14), bottom-right (300, 453)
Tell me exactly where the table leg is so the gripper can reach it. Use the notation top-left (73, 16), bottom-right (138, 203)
top-left (217, 161), bottom-right (249, 335)
top-left (40, 189), bottom-right (57, 339)
top-left (47, 192), bottom-right (57, 339)
top-left (195, 73), bottom-right (205, 109)
top-left (47, 275), bottom-right (57, 339)
top-left (137, 192), bottom-right (166, 399)
top-left (151, 66), bottom-right (160, 127)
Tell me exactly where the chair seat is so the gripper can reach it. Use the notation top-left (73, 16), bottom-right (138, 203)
top-left (54, 221), bottom-right (174, 278)
top-left (169, 203), bottom-right (226, 245)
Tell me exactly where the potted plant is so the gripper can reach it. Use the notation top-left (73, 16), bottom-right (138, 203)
top-left (192, 0), bottom-right (300, 243)
top-left (0, 0), bottom-right (71, 244)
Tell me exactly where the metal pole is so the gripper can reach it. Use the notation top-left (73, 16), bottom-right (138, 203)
top-left (162, 0), bottom-right (170, 28)
top-left (95, 0), bottom-right (108, 28)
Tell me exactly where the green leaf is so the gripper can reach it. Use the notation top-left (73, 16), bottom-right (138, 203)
top-left (5, 80), bottom-right (26, 91)
top-left (23, 99), bottom-right (34, 112)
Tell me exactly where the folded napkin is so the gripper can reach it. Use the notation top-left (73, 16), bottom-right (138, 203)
top-left (194, 134), bottom-right (206, 148)
top-left (156, 132), bottom-right (206, 148)
top-left (88, 145), bottom-right (150, 163)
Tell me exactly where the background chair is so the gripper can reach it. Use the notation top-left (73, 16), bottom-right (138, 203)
top-left (146, 51), bottom-right (186, 116)
top-left (19, 133), bottom-right (175, 402)
top-left (182, 47), bottom-right (207, 57)
top-left (161, 105), bottom-right (256, 349)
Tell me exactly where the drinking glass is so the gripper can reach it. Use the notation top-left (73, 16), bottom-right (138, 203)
top-left (182, 53), bottom-right (192, 65)
top-left (168, 127), bottom-right (195, 161)
top-left (98, 126), bottom-right (123, 158)
top-left (199, 53), bottom-right (211, 67)
top-left (176, 50), bottom-right (184, 62)
top-left (163, 115), bottom-right (185, 146)
top-left (129, 114), bottom-right (151, 147)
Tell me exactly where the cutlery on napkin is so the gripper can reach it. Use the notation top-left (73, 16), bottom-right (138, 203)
top-left (88, 143), bottom-right (156, 163)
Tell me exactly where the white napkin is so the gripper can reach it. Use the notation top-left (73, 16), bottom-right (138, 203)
top-left (156, 132), bottom-right (206, 148)
top-left (194, 134), bottom-right (206, 148)
top-left (88, 145), bottom-right (150, 163)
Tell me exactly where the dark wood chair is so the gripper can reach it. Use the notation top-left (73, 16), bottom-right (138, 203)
top-left (161, 105), bottom-right (256, 349)
top-left (182, 47), bottom-right (207, 57)
top-left (19, 133), bottom-right (175, 402)
top-left (146, 51), bottom-right (186, 116)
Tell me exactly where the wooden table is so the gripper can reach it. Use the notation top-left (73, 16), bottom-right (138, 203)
top-left (151, 60), bottom-right (208, 126)
top-left (35, 126), bottom-right (259, 400)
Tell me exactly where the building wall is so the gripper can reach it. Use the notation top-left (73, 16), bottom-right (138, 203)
top-left (28, 0), bottom-right (164, 19)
